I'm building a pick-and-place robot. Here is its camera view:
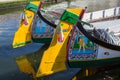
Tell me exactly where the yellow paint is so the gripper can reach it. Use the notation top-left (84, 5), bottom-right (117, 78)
top-left (88, 68), bottom-right (97, 76)
top-left (72, 76), bottom-right (77, 80)
top-left (14, 7), bottom-right (83, 78)
top-left (67, 8), bottom-right (83, 16)
top-left (85, 69), bottom-right (89, 77)
top-left (12, 1), bottom-right (40, 48)
top-left (30, 1), bottom-right (40, 6)
top-left (36, 8), bottom-right (83, 77)
top-left (36, 21), bottom-right (72, 77)
top-left (72, 68), bottom-right (97, 80)
top-left (16, 56), bottom-right (37, 80)
top-left (79, 38), bottom-right (85, 46)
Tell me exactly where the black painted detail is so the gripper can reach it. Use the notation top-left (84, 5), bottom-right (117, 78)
top-left (77, 22), bottom-right (120, 51)
top-left (37, 10), bottom-right (57, 28)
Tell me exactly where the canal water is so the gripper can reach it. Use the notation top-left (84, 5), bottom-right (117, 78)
top-left (0, 11), bottom-right (43, 80)
top-left (0, 0), bottom-right (120, 80)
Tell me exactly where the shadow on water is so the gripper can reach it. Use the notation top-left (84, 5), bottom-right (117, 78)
top-left (0, 12), bottom-right (80, 79)
top-left (15, 44), bottom-right (81, 80)
top-left (0, 0), bottom-right (120, 80)
top-left (14, 44), bottom-right (120, 80)
top-left (0, 11), bottom-right (43, 80)
top-left (80, 64), bottom-right (120, 80)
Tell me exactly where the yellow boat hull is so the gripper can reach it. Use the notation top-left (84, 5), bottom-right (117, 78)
top-left (36, 8), bottom-right (83, 77)
top-left (12, 1), bottom-right (40, 48)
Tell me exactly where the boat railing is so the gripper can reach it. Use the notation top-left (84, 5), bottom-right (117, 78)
top-left (83, 7), bottom-right (120, 22)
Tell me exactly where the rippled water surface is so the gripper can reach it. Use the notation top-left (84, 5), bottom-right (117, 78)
top-left (0, 12), bottom-right (43, 80)
top-left (0, 0), bottom-right (120, 80)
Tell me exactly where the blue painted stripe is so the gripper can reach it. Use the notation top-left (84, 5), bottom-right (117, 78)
top-left (72, 49), bottom-right (94, 55)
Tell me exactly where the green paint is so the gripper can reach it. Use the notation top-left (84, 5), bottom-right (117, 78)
top-left (74, 43), bottom-right (79, 48)
top-left (63, 30), bottom-right (69, 32)
top-left (68, 57), bottom-right (120, 68)
top-left (13, 41), bottom-right (31, 47)
top-left (25, 2), bottom-right (39, 12)
top-left (60, 23), bottom-right (64, 26)
top-left (27, 15), bottom-right (32, 19)
top-left (60, 10), bottom-right (78, 24)
top-left (32, 38), bottom-right (52, 44)
top-left (77, 18), bottom-right (92, 26)
top-left (60, 9), bottom-right (92, 26)
top-left (86, 40), bottom-right (94, 48)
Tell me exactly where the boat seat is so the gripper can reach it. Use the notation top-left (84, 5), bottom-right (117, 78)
top-left (92, 28), bottom-right (120, 46)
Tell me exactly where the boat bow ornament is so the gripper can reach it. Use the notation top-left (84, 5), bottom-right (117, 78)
top-left (13, 1), bottom-right (120, 79)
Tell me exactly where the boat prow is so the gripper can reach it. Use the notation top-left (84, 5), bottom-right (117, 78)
top-left (12, 1), bottom-right (41, 48)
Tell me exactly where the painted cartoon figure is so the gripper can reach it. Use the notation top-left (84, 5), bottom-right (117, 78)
top-left (23, 13), bottom-right (28, 25)
top-left (78, 36), bottom-right (86, 52)
top-left (57, 28), bottom-right (64, 43)
top-left (56, 23), bottom-right (64, 43)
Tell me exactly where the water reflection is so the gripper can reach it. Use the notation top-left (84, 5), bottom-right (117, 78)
top-left (0, 12), bottom-right (42, 80)
top-left (0, 0), bottom-right (120, 80)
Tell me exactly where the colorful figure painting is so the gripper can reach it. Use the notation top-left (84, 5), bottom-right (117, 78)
top-left (35, 19), bottom-right (53, 34)
top-left (69, 32), bottom-right (95, 60)
top-left (56, 23), bottom-right (64, 43)
top-left (73, 34), bottom-right (94, 53)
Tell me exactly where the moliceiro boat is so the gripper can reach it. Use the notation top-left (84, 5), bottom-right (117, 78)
top-left (12, 1), bottom-right (120, 48)
top-left (13, 1), bottom-right (120, 78)
top-left (68, 20), bottom-right (120, 68)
